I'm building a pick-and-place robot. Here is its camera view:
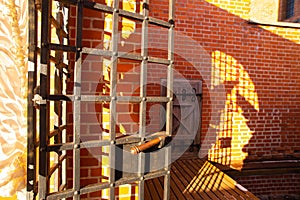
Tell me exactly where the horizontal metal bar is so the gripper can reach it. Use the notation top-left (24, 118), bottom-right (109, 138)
top-left (115, 176), bottom-right (140, 187)
top-left (80, 95), bottom-right (111, 102)
top-left (145, 96), bottom-right (169, 102)
top-left (47, 95), bottom-right (168, 103)
top-left (48, 94), bottom-right (73, 101)
top-left (48, 43), bottom-right (77, 52)
top-left (46, 188), bottom-right (74, 200)
top-left (83, 1), bottom-right (114, 13)
top-left (48, 142), bottom-right (74, 152)
top-left (149, 17), bottom-right (172, 28)
top-left (80, 140), bottom-right (111, 148)
top-left (119, 9), bottom-right (144, 21)
top-left (82, 47), bottom-right (112, 57)
top-left (80, 182), bottom-right (110, 195)
top-left (48, 136), bottom-right (143, 153)
top-left (81, 95), bottom-right (142, 102)
top-left (144, 169), bottom-right (168, 180)
top-left (47, 169), bottom-right (168, 198)
top-left (115, 135), bottom-right (140, 145)
top-left (119, 52), bottom-right (143, 61)
top-left (80, 95), bottom-right (168, 103)
top-left (148, 56), bottom-right (170, 65)
top-left (53, 0), bottom-right (77, 5)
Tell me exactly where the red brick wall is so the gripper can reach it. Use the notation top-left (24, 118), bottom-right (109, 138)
top-left (66, 0), bottom-right (300, 198)
top-left (236, 173), bottom-right (300, 199)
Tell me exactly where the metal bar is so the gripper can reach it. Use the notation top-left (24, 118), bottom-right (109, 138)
top-left (119, 9), bottom-right (144, 21)
top-left (148, 56), bottom-right (170, 65)
top-left (163, 1), bottom-right (175, 199)
top-left (82, 47), bottom-right (112, 56)
top-left (48, 154), bottom-right (67, 176)
top-left (53, 0), bottom-right (77, 5)
top-left (144, 169), bottom-right (168, 180)
top-left (49, 125), bottom-right (67, 138)
top-left (50, 15), bottom-right (68, 38)
top-left (46, 189), bottom-right (75, 200)
top-left (138, 1), bottom-right (150, 199)
top-left (82, 1), bottom-right (114, 13)
top-left (27, 0), bottom-right (37, 198)
top-left (36, 47), bottom-right (69, 69)
top-left (48, 43), bottom-right (77, 52)
top-left (118, 52), bottom-right (143, 61)
top-left (39, 0), bottom-right (51, 198)
top-left (48, 94), bottom-right (73, 101)
top-left (80, 182), bottom-right (111, 195)
top-left (53, 1), bottom-right (66, 194)
top-left (47, 142), bottom-right (75, 152)
top-left (149, 17), bottom-right (172, 28)
top-left (73, 1), bottom-right (83, 199)
top-left (47, 169), bottom-right (168, 199)
top-left (109, 0), bottom-right (119, 198)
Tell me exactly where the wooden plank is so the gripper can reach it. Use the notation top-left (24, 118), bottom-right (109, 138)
top-left (152, 177), bottom-right (164, 200)
top-left (146, 179), bottom-right (162, 200)
top-left (187, 160), bottom-right (238, 200)
top-left (172, 161), bottom-right (204, 199)
top-left (210, 164), bottom-right (258, 200)
top-left (144, 179), bottom-right (151, 199)
top-left (144, 158), bottom-right (259, 200)
top-left (178, 160), bottom-right (220, 200)
top-left (169, 166), bottom-right (193, 200)
top-left (173, 160), bottom-right (209, 200)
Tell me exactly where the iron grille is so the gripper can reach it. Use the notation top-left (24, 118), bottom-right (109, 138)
top-left (27, 0), bottom-right (175, 199)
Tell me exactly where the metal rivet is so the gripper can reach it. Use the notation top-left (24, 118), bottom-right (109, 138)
top-left (142, 97), bottom-right (147, 101)
top-left (143, 56), bottom-right (148, 61)
top-left (110, 183), bottom-right (114, 187)
top-left (112, 96), bottom-right (117, 101)
top-left (167, 170), bottom-right (170, 175)
top-left (113, 52), bottom-right (118, 56)
top-left (111, 140), bottom-right (115, 145)
top-left (74, 191), bottom-right (79, 195)
top-left (170, 60), bottom-right (174, 65)
top-left (114, 9), bottom-right (119, 13)
top-left (140, 176), bottom-right (144, 181)
top-left (74, 144), bottom-right (80, 149)
top-left (169, 97), bottom-right (173, 101)
top-left (144, 16), bottom-right (149, 20)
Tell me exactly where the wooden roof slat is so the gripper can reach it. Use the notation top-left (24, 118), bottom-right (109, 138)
top-left (144, 158), bottom-right (259, 200)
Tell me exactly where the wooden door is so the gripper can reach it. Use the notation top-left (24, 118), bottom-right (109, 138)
top-left (161, 79), bottom-right (202, 158)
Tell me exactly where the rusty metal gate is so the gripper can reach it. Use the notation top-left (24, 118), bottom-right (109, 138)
top-left (27, 0), bottom-right (175, 199)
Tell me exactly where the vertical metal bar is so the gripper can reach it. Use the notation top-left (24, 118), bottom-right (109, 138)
top-left (138, 1), bottom-right (149, 199)
top-left (73, 1), bottom-right (83, 199)
top-left (109, 0), bottom-right (119, 199)
top-left (54, 3), bottom-right (64, 191)
top-left (164, 0), bottom-right (175, 199)
top-left (27, 0), bottom-right (37, 198)
top-left (39, 0), bottom-right (51, 199)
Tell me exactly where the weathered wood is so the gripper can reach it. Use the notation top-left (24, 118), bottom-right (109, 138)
top-left (145, 158), bottom-right (259, 200)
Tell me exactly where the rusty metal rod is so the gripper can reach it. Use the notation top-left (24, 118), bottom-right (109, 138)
top-left (130, 136), bottom-right (166, 154)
